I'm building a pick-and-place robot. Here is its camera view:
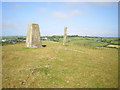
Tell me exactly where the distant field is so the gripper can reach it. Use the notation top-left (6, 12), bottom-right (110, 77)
top-left (2, 41), bottom-right (118, 88)
top-left (2, 36), bottom-right (120, 47)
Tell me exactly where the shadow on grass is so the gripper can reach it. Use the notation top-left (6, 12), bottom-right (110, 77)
top-left (42, 45), bottom-right (47, 47)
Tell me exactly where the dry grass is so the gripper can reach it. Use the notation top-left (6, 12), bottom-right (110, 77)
top-left (2, 41), bottom-right (118, 88)
top-left (0, 45), bottom-right (2, 89)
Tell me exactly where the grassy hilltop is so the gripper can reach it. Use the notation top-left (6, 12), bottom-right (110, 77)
top-left (2, 36), bottom-right (118, 88)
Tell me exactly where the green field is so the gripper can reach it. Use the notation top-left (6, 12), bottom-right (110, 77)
top-left (2, 39), bottom-right (118, 88)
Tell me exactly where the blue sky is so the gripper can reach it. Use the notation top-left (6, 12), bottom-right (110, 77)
top-left (2, 2), bottom-right (118, 37)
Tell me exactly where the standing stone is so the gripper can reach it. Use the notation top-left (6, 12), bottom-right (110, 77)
top-left (63, 27), bottom-right (67, 45)
top-left (26, 24), bottom-right (42, 48)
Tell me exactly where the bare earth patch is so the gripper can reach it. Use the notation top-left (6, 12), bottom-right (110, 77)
top-left (107, 45), bottom-right (120, 48)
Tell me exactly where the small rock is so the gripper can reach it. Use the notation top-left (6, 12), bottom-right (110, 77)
top-left (19, 80), bottom-right (26, 85)
top-left (45, 65), bottom-right (49, 68)
top-left (66, 81), bottom-right (69, 83)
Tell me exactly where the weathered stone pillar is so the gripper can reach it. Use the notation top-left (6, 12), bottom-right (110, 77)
top-left (63, 27), bottom-right (67, 45)
top-left (26, 24), bottom-right (42, 48)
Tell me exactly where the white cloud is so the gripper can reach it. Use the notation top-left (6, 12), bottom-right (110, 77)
top-left (52, 10), bottom-right (82, 19)
top-left (10, 4), bottom-right (23, 9)
top-left (71, 10), bottom-right (81, 15)
top-left (38, 8), bottom-right (47, 12)
top-left (2, 21), bottom-right (14, 29)
top-left (52, 12), bottom-right (69, 19)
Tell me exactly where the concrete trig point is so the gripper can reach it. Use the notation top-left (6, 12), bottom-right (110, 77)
top-left (63, 27), bottom-right (67, 45)
top-left (26, 24), bottom-right (42, 48)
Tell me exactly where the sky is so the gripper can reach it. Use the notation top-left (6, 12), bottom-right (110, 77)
top-left (2, 2), bottom-right (118, 37)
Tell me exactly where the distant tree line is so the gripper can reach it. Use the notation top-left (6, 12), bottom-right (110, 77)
top-left (1, 36), bottom-right (26, 46)
top-left (1, 35), bottom-right (120, 46)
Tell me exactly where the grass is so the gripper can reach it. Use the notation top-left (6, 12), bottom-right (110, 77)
top-left (69, 39), bottom-right (108, 47)
top-left (2, 41), bottom-right (118, 88)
